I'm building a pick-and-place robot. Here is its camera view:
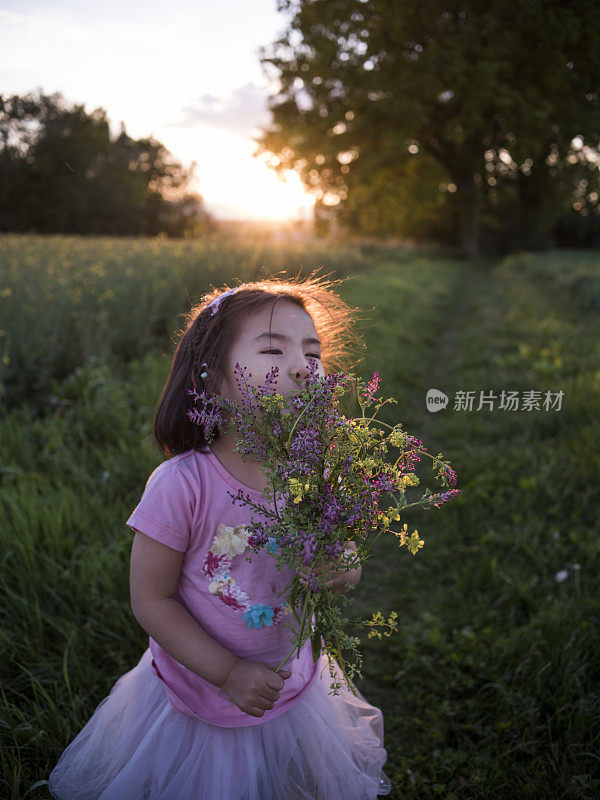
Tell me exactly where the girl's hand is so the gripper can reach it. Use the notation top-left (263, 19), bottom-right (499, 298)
top-left (297, 562), bottom-right (333, 589)
top-left (221, 658), bottom-right (292, 717)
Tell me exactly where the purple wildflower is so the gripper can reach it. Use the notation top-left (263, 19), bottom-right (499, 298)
top-left (300, 532), bottom-right (318, 565)
top-left (427, 489), bottom-right (462, 508)
top-left (186, 386), bottom-right (230, 440)
top-left (360, 371), bottom-right (381, 405)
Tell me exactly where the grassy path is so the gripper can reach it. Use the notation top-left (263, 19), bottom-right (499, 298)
top-left (343, 252), bottom-right (599, 799)
top-left (339, 252), bottom-right (486, 786)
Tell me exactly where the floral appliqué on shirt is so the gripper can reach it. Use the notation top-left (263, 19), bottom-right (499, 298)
top-left (201, 523), bottom-right (288, 629)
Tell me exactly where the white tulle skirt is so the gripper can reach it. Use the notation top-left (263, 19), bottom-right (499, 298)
top-left (47, 646), bottom-right (392, 800)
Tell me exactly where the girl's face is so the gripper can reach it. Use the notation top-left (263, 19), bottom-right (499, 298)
top-left (217, 300), bottom-right (325, 408)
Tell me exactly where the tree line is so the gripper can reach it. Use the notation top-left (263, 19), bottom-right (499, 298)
top-left (0, 90), bottom-right (215, 238)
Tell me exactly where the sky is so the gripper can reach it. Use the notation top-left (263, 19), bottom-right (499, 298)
top-left (0, 0), bottom-right (315, 221)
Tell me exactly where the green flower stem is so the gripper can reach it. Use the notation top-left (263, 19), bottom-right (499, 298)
top-left (286, 392), bottom-right (318, 450)
top-left (351, 416), bottom-right (449, 472)
top-left (275, 588), bottom-right (312, 672)
top-left (358, 536), bottom-right (380, 562)
top-left (274, 574), bottom-right (297, 599)
top-left (332, 633), bottom-right (358, 698)
top-left (357, 497), bottom-right (428, 562)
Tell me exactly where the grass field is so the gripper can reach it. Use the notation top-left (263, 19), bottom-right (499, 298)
top-left (1, 234), bottom-right (599, 799)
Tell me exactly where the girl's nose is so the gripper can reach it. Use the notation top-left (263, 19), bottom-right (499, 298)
top-left (289, 360), bottom-right (310, 384)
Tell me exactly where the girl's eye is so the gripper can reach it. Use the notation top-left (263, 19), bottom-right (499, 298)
top-left (262, 349), bottom-right (321, 359)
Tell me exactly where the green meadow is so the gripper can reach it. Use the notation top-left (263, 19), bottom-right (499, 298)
top-left (1, 234), bottom-right (598, 799)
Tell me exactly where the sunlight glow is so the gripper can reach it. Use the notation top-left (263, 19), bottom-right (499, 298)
top-left (188, 132), bottom-right (315, 221)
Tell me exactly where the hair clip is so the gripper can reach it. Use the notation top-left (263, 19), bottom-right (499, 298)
top-left (206, 287), bottom-right (239, 316)
top-left (198, 362), bottom-right (208, 380)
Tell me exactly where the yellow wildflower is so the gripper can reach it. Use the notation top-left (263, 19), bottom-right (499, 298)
top-left (408, 531), bottom-right (425, 554)
top-left (288, 477), bottom-right (311, 503)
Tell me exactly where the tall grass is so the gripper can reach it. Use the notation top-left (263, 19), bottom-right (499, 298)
top-left (0, 236), bottom-right (598, 798)
top-left (502, 248), bottom-right (600, 315)
top-left (0, 232), bottom-right (372, 411)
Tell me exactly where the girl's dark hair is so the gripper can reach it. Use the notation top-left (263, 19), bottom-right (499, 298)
top-left (153, 270), bottom-right (368, 458)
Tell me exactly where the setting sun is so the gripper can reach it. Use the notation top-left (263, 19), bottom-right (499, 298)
top-left (185, 131), bottom-right (316, 222)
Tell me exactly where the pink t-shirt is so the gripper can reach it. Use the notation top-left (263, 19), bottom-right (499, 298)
top-left (126, 446), bottom-right (320, 727)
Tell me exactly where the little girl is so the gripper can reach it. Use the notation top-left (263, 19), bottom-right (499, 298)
top-left (48, 274), bottom-right (392, 800)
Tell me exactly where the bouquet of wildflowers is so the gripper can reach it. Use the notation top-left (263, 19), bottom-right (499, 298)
top-left (186, 361), bottom-right (460, 696)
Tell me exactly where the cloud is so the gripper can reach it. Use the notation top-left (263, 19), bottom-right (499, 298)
top-left (199, 93), bottom-right (220, 105)
top-left (169, 82), bottom-right (271, 136)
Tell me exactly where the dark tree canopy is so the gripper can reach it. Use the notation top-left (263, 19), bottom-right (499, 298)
top-left (254, 0), bottom-right (600, 254)
top-left (0, 89), bottom-right (214, 238)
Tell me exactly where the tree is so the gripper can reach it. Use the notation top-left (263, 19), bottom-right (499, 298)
top-left (0, 90), bottom-right (213, 237)
top-left (336, 147), bottom-right (458, 243)
top-left (254, 0), bottom-right (600, 255)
